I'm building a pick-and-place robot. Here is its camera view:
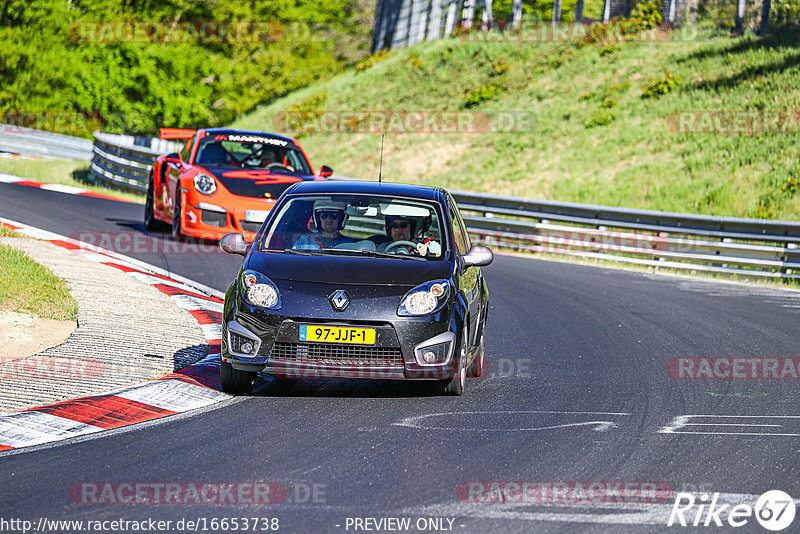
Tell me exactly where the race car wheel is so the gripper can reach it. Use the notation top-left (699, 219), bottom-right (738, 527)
top-left (439, 329), bottom-right (467, 396)
top-left (171, 187), bottom-right (184, 240)
top-left (144, 176), bottom-right (169, 232)
top-left (220, 360), bottom-right (256, 395)
top-left (467, 332), bottom-right (485, 378)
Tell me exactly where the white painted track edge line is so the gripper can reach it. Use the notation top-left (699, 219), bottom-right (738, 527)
top-left (0, 216), bottom-right (225, 299)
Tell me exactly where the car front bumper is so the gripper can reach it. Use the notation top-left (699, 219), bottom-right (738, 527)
top-left (222, 314), bottom-right (460, 381)
top-left (181, 196), bottom-right (278, 241)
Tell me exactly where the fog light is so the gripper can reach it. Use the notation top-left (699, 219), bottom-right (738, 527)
top-left (227, 321), bottom-right (261, 359)
top-left (414, 332), bottom-right (456, 366)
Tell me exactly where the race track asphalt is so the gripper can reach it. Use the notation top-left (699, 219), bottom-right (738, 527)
top-left (1, 181), bottom-right (799, 533)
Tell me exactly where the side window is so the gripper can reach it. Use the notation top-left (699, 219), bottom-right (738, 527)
top-left (452, 198), bottom-right (471, 250)
top-left (448, 199), bottom-right (468, 255)
top-left (180, 137), bottom-right (193, 163)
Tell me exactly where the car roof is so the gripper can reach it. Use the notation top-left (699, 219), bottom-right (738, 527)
top-left (202, 128), bottom-right (296, 145)
top-left (286, 180), bottom-right (445, 201)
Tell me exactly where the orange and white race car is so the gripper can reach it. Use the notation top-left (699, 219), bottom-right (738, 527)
top-left (145, 127), bottom-right (333, 241)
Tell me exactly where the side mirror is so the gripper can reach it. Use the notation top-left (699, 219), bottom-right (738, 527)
top-left (165, 153), bottom-right (181, 164)
top-left (319, 165), bottom-right (334, 178)
top-left (220, 233), bottom-right (250, 256)
top-left (462, 244), bottom-right (493, 267)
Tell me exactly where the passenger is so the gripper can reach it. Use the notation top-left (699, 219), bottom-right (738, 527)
top-left (377, 215), bottom-right (428, 256)
top-left (293, 200), bottom-right (357, 249)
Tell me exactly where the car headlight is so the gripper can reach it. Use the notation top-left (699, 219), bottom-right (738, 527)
top-left (193, 173), bottom-right (216, 195)
top-left (241, 270), bottom-right (281, 309)
top-left (398, 279), bottom-right (449, 316)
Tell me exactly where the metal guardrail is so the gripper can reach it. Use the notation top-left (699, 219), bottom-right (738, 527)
top-left (89, 131), bottom-right (800, 280)
top-left (0, 125), bottom-right (93, 160)
top-left (453, 192), bottom-right (800, 280)
top-left (88, 131), bottom-right (182, 192)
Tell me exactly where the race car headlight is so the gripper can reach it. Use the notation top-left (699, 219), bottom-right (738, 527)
top-left (398, 279), bottom-right (449, 316)
top-left (193, 173), bottom-right (216, 195)
top-left (240, 270), bottom-right (281, 309)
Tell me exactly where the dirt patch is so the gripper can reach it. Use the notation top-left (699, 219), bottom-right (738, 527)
top-left (0, 309), bottom-right (76, 362)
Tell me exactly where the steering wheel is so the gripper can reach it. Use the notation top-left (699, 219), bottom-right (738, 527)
top-left (267, 163), bottom-right (293, 172)
top-left (384, 240), bottom-right (418, 255)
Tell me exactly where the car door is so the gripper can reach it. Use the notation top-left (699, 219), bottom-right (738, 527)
top-left (447, 194), bottom-right (480, 348)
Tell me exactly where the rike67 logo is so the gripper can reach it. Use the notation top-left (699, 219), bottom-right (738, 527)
top-left (668, 490), bottom-right (796, 531)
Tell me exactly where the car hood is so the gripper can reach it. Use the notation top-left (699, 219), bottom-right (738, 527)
top-left (245, 253), bottom-right (453, 287)
top-left (203, 168), bottom-right (310, 200)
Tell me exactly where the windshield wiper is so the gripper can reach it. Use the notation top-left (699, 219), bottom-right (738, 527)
top-left (282, 248), bottom-right (328, 256)
top-left (283, 248), bottom-right (424, 260)
top-left (358, 250), bottom-right (425, 261)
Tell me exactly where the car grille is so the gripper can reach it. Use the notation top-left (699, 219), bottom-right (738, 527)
top-left (240, 221), bottom-right (262, 233)
top-left (269, 342), bottom-right (403, 367)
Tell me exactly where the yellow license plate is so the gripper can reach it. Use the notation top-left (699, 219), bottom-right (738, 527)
top-left (299, 325), bottom-right (376, 345)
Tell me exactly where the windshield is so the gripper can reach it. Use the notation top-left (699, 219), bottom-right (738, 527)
top-left (194, 133), bottom-right (312, 175)
top-left (259, 194), bottom-right (446, 260)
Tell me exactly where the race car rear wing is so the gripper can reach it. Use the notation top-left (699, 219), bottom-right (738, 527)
top-left (160, 128), bottom-right (197, 140)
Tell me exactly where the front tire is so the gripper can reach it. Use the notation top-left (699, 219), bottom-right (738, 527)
top-left (144, 175), bottom-right (169, 232)
top-left (439, 330), bottom-right (468, 396)
top-left (220, 360), bottom-right (256, 394)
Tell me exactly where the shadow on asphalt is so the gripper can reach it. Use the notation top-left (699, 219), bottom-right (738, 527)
top-left (250, 376), bottom-right (446, 398)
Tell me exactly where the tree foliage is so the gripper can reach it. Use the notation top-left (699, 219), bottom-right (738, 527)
top-left (0, 0), bottom-right (374, 136)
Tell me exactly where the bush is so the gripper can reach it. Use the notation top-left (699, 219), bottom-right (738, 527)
top-left (642, 72), bottom-right (681, 98)
top-left (491, 58), bottom-right (510, 76)
top-left (585, 108), bottom-right (616, 127)
top-left (629, 0), bottom-right (663, 30)
top-left (405, 52), bottom-right (425, 69)
top-left (462, 82), bottom-right (502, 108)
top-left (583, 0), bottom-right (662, 46)
top-left (599, 44), bottom-right (620, 56)
top-left (355, 49), bottom-right (393, 72)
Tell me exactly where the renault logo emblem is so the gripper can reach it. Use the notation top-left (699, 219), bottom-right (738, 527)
top-left (329, 290), bottom-right (349, 311)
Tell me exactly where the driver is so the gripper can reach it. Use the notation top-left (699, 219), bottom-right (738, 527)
top-left (377, 215), bottom-right (428, 256)
top-left (292, 200), bottom-right (358, 249)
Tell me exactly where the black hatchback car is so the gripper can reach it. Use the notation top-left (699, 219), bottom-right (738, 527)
top-left (219, 181), bottom-right (492, 395)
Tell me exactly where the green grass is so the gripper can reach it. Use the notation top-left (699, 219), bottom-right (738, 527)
top-left (232, 27), bottom-right (800, 220)
top-left (0, 227), bottom-right (20, 237)
top-left (0, 158), bottom-right (145, 204)
top-left (0, 245), bottom-right (78, 321)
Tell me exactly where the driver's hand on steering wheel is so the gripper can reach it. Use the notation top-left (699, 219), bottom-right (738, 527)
top-left (415, 242), bottom-right (428, 256)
